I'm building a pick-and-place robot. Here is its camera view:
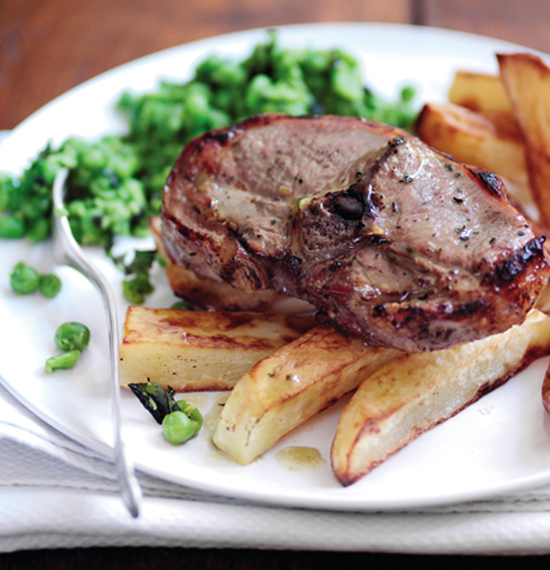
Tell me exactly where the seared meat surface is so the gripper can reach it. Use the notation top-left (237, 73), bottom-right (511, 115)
top-left (162, 114), bottom-right (550, 352)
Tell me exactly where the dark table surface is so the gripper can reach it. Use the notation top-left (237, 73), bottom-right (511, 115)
top-left (2, 0), bottom-right (550, 567)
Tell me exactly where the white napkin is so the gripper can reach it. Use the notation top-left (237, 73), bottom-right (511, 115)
top-left (2, 382), bottom-right (550, 555)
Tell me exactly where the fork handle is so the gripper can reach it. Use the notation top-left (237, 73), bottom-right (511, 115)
top-left (53, 168), bottom-right (142, 517)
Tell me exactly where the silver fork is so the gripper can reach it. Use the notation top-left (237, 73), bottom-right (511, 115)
top-left (52, 167), bottom-right (142, 518)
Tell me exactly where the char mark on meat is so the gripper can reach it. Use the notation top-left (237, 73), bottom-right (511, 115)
top-left (162, 114), bottom-right (550, 352)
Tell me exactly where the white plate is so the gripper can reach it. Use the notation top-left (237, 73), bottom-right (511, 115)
top-left (2, 23), bottom-right (550, 511)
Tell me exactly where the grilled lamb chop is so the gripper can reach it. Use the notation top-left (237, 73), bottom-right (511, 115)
top-left (161, 114), bottom-right (550, 352)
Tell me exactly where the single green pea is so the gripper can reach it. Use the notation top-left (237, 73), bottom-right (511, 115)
top-left (0, 215), bottom-right (26, 239)
top-left (27, 218), bottom-right (51, 243)
top-left (35, 156), bottom-right (61, 186)
top-left (176, 399), bottom-right (203, 436)
top-left (10, 262), bottom-right (40, 295)
top-left (54, 322), bottom-right (90, 352)
top-left (131, 272), bottom-right (154, 294)
top-left (45, 349), bottom-right (80, 374)
top-left (155, 252), bottom-right (168, 268)
top-left (122, 279), bottom-right (145, 305)
top-left (38, 274), bottom-right (62, 298)
top-left (400, 85), bottom-right (416, 102)
top-left (162, 411), bottom-right (196, 445)
top-left (122, 272), bottom-right (154, 305)
top-left (0, 173), bottom-right (15, 212)
top-left (78, 145), bottom-right (107, 171)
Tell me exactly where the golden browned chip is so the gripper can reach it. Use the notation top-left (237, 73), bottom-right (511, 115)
top-left (212, 326), bottom-right (400, 465)
top-left (415, 102), bottom-right (528, 191)
top-left (331, 309), bottom-right (550, 486)
top-left (448, 70), bottom-right (512, 113)
top-left (119, 306), bottom-right (316, 392)
top-left (498, 52), bottom-right (550, 227)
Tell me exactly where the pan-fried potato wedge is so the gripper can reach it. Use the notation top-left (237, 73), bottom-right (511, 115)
top-left (498, 53), bottom-right (550, 227)
top-left (331, 309), bottom-right (550, 486)
top-left (415, 102), bottom-right (528, 191)
top-left (119, 306), bottom-right (316, 392)
top-left (448, 70), bottom-right (512, 113)
top-left (213, 326), bottom-right (400, 465)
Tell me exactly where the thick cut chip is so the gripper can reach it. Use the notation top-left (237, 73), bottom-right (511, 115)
top-left (415, 102), bottom-right (528, 193)
top-left (448, 70), bottom-right (512, 113)
top-left (119, 306), bottom-right (316, 392)
top-left (331, 309), bottom-right (550, 486)
top-left (212, 325), bottom-right (400, 465)
top-left (498, 52), bottom-right (550, 227)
